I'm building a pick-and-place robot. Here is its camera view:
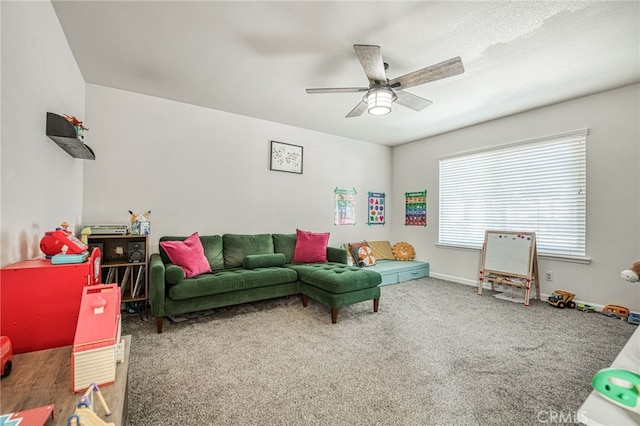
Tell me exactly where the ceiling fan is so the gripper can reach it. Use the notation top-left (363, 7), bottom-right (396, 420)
top-left (306, 45), bottom-right (464, 118)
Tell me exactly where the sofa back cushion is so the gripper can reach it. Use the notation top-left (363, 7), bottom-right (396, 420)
top-left (159, 232), bottom-right (212, 278)
top-left (243, 253), bottom-right (286, 269)
top-left (199, 235), bottom-right (224, 271)
top-left (292, 229), bottom-right (329, 263)
top-left (223, 234), bottom-right (274, 268)
top-left (273, 233), bottom-right (296, 263)
top-left (160, 234), bottom-right (224, 272)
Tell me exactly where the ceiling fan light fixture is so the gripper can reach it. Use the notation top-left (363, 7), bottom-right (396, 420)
top-left (366, 88), bottom-right (394, 116)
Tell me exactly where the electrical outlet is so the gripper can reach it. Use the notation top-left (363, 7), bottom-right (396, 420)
top-left (545, 270), bottom-right (553, 281)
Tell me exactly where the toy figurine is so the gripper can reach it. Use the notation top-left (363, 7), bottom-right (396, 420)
top-left (67, 383), bottom-right (114, 426)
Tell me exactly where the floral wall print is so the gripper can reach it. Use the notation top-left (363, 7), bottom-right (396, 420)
top-left (270, 140), bottom-right (303, 174)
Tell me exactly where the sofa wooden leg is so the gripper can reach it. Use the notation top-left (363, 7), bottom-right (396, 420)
top-left (331, 307), bottom-right (338, 324)
top-left (302, 294), bottom-right (308, 307)
top-left (156, 317), bottom-right (163, 333)
top-left (373, 298), bottom-right (379, 312)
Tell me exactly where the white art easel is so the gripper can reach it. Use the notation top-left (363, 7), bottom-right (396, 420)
top-left (478, 230), bottom-right (540, 306)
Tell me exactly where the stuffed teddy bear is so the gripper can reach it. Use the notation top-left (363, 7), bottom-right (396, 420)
top-left (620, 261), bottom-right (640, 282)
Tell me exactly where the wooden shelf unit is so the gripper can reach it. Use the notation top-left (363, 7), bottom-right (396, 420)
top-left (88, 234), bottom-right (148, 303)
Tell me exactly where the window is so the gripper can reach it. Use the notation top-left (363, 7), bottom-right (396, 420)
top-left (439, 129), bottom-right (587, 258)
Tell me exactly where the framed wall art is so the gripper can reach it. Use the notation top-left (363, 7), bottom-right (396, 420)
top-left (270, 140), bottom-right (303, 174)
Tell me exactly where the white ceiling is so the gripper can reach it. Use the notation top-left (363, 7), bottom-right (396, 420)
top-left (52, 1), bottom-right (640, 146)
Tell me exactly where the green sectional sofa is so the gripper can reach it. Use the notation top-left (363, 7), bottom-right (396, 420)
top-left (149, 233), bottom-right (382, 332)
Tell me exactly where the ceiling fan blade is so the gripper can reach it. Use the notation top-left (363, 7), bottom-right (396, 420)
top-left (353, 44), bottom-right (387, 85)
top-left (345, 100), bottom-right (368, 118)
top-left (306, 87), bottom-right (368, 94)
top-left (389, 56), bottom-right (464, 90)
top-left (394, 90), bottom-right (433, 111)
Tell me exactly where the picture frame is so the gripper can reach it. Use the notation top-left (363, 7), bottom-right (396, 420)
top-left (270, 140), bottom-right (303, 174)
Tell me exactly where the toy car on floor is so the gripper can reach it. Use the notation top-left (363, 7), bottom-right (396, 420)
top-left (576, 303), bottom-right (596, 312)
top-left (601, 304), bottom-right (630, 320)
top-left (547, 290), bottom-right (576, 309)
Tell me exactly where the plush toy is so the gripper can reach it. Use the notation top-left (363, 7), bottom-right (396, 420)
top-left (128, 210), bottom-right (150, 223)
top-left (620, 261), bottom-right (640, 283)
top-left (392, 242), bottom-right (416, 261)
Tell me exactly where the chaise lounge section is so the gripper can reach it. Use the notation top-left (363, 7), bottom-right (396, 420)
top-left (149, 231), bottom-right (381, 332)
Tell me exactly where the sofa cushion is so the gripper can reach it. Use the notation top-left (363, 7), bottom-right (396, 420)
top-left (223, 234), bottom-right (275, 268)
top-left (292, 229), bottom-right (329, 263)
top-left (159, 232), bottom-right (212, 278)
top-left (286, 263), bottom-right (381, 293)
top-left (159, 235), bottom-right (224, 272)
top-left (167, 267), bottom-right (298, 301)
top-left (199, 235), bottom-right (224, 271)
top-left (273, 233), bottom-right (296, 263)
top-left (243, 253), bottom-right (286, 269)
top-left (165, 263), bottom-right (186, 285)
top-left (367, 240), bottom-right (395, 260)
top-left (349, 241), bottom-right (376, 267)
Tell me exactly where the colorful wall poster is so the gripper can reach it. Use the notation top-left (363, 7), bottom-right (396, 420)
top-left (405, 190), bottom-right (427, 226)
top-left (367, 192), bottom-right (385, 225)
top-left (334, 187), bottom-right (357, 225)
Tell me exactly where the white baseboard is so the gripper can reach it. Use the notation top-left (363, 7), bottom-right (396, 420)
top-left (427, 272), bottom-right (607, 311)
top-left (428, 272), bottom-right (481, 288)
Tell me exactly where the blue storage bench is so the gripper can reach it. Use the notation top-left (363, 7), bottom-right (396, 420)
top-left (344, 241), bottom-right (429, 286)
top-left (367, 260), bottom-right (429, 286)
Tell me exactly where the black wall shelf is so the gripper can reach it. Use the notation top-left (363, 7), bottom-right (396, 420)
top-left (46, 112), bottom-right (95, 160)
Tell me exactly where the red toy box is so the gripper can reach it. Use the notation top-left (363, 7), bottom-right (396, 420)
top-left (71, 284), bottom-right (122, 392)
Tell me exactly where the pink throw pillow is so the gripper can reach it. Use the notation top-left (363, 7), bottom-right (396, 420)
top-left (292, 229), bottom-right (329, 263)
top-left (159, 232), bottom-right (212, 278)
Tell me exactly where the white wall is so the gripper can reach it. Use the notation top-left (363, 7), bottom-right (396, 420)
top-left (0, 1), bottom-right (85, 267)
top-left (4, 2), bottom-right (637, 313)
top-left (392, 84), bottom-right (640, 311)
top-left (83, 84), bottom-right (393, 252)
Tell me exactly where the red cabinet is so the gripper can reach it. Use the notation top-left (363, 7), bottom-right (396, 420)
top-left (0, 249), bottom-right (101, 354)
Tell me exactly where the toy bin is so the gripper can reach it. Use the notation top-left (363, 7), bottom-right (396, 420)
top-left (71, 284), bottom-right (122, 392)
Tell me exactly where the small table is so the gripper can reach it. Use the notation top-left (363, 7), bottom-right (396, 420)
top-left (1, 335), bottom-right (131, 425)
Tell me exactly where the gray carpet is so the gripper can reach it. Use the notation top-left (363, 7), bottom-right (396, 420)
top-left (121, 278), bottom-right (636, 425)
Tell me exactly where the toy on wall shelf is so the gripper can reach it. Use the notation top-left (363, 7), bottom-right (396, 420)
top-left (547, 290), bottom-right (576, 309)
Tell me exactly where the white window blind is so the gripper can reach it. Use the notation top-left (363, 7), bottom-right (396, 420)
top-left (439, 130), bottom-right (587, 257)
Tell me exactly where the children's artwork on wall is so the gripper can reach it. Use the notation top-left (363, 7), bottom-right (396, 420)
top-left (334, 187), bottom-right (357, 225)
top-left (405, 190), bottom-right (427, 226)
top-left (367, 192), bottom-right (385, 226)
